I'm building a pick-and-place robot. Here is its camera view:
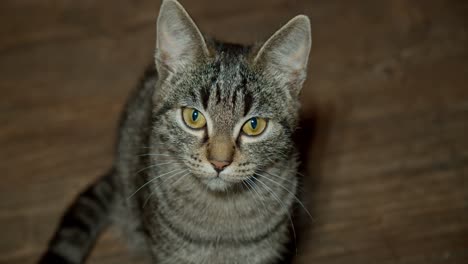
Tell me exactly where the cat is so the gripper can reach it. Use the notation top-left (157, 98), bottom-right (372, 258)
top-left (39, 0), bottom-right (312, 263)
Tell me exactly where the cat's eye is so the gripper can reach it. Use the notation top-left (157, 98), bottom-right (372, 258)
top-left (242, 117), bottom-right (267, 136)
top-left (182, 107), bottom-right (206, 129)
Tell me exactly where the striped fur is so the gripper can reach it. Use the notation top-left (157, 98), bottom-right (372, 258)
top-left (40, 0), bottom-right (311, 263)
top-left (39, 171), bottom-right (116, 264)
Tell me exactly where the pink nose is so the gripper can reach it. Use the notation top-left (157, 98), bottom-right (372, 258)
top-left (210, 160), bottom-right (231, 172)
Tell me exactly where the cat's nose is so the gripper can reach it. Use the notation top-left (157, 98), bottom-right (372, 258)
top-left (210, 160), bottom-right (231, 172)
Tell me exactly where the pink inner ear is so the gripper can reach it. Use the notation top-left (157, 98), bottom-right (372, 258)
top-left (155, 0), bottom-right (209, 74)
top-left (254, 15), bottom-right (311, 78)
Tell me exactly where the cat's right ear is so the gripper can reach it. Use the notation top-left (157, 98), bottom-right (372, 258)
top-left (254, 15), bottom-right (312, 97)
top-left (155, 0), bottom-right (209, 76)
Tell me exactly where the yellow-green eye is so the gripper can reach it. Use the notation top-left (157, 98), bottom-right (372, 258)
top-left (242, 117), bottom-right (267, 136)
top-left (182, 107), bottom-right (206, 129)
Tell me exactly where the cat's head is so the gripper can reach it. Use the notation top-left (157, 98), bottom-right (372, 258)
top-left (151, 0), bottom-right (311, 191)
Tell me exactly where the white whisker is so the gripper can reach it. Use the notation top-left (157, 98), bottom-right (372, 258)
top-left (266, 157), bottom-right (305, 177)
top-left (256, 172), bottom-right (314, 221)
top-left (128, 168), bottom-right (184, 199)
top-left (260, 168), bottom-right (305, 194)
top-left (142, 170), bottom-right (189, 208)
top-left (134, 161), bottom-right (180, 176)
top-left (139, 153), bottom-right (177, 157)
top-left (261, 168), bottom-right (298, 186)
top-left (170, 171), bottom-right (190, 186)
top-left (253, 176), bottom-right (297, 255)
top-left (245, 178), bottom-right (269, 215)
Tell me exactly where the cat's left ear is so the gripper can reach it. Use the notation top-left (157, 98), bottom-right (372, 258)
top-left (254, 15), bottom-right (312, 96)
top-left (155, 0), bottom-right (209, 76)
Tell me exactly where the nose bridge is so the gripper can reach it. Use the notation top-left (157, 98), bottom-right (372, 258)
top-left (207, 135), bottom-right (234, 162)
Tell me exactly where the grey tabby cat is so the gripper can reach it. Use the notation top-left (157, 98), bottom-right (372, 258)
top-left (39, 0), bottom-right (312, 263)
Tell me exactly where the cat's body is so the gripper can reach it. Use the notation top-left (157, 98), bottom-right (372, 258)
top-left (115, 61), bottom-right (298, 264)
top-left (39, 1), bottom-right (311, 263)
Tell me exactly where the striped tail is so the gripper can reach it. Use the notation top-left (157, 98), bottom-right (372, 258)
top-left (39, 170), bottom-right (117, 264)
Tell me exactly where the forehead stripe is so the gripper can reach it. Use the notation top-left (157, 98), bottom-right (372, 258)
top-left (243, 90), bottom-right (253, 116)
top-left (200, 86), bottom-right (210, 109)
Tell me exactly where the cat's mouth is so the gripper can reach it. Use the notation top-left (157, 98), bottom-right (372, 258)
top-left (202, 177), bottom-right (233, 192)
top-left (199, 173), bottom-right (251, 192)
top-left (190, 167), bottom-right (255, 192)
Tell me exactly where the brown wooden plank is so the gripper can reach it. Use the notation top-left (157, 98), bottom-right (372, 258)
top-left (1, 0), bottom-right (467, 263)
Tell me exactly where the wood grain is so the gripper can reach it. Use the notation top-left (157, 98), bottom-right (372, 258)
top-left (1, 0), bottom-right (467, 263)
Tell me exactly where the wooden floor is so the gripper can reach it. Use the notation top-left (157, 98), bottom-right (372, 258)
top-left (1, 0), bottom-right (468, 263)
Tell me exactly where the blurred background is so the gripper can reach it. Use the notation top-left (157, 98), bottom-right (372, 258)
top-left (1, 0), bottom-right (467, 263)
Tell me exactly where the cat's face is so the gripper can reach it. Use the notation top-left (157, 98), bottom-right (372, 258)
top-left (151, 0), bottom-right (311, 191)
top-left (153, 53), bottom-right (297, 191)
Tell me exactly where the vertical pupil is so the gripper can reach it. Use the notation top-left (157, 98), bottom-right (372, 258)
top-left (250, 118), bottom-right (258, 129)
top-left (192, 110), bottom-right (199, 121)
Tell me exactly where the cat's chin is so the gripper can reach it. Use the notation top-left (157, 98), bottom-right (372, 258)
top-left (202, 177), bottom-right (233, 192)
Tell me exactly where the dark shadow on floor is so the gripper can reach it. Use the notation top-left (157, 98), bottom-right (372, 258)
top-left (282, 103), bottom-right (335, 263)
